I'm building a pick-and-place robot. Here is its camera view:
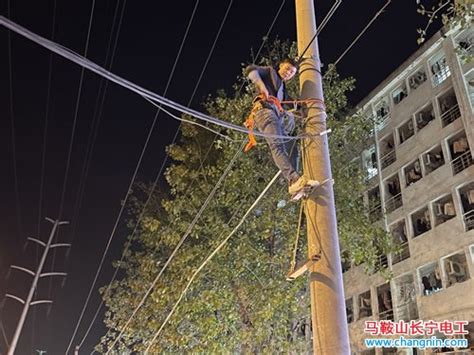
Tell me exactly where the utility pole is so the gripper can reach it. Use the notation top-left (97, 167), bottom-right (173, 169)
top-left (295, 0), bottom-right (350, 354)
top-left (6, 217), bottom-right (69, 355)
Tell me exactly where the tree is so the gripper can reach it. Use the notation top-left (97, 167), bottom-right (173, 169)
top-left (417, 0), bottom-right (473, 63)
top-left (98, 40), bottom-right (395, 353)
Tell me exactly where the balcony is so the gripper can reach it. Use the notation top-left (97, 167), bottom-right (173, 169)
top-left (463, 210), bottom-right (474, 232)
top-left (369, 203), bottom-right (383, 222)
top-left (392, 241), bottom-right (410, 265)
top-left (379, 308), bottom-right (394, 321)
top-left (375, 113), bottom-right (390, 132)
top-left (440, 104), bottom-right (461, 127)
top-left (380, 150), bottom-right (396, 169)
top-left (452, 150), bottom-right (473, 175)
top-left (385, 193), bottom-right (403, 213)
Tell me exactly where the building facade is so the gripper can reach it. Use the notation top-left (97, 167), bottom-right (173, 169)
top-left (343, 27), bottom-right (474, 355)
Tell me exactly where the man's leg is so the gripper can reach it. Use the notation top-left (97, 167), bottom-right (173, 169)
top-left (254, 108), bottom-right (300, 183)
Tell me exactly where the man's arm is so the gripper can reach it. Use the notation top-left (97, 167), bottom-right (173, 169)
top-left (245, 65), bottom-right (269, 99)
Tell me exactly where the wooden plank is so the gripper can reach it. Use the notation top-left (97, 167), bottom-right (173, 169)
top-left (286, 254), bottom-right (321, 281)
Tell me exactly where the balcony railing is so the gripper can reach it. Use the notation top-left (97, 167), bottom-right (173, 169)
top-left (463, 210), bottom-right (474, 232)
top-left (369, 203), bottom-right (383, 222)
top-left (380, 150), bottom-right (396, 169)
top-left (432, 64), bottom-right (451, 86)
top-left (385, 193), bottom-right (403, 213)
top-left (391, 242), bottom-right (410, 265)
top-left (452, 150), bottom-right (473, 175)
top-left (394, 301), bottom-right (418, 321)
top-left (379, 308), bottom-right (394, 321)
top-left (440, 104), bottom-right (461, 127)
top-left (375, 113), bottom-right (390, 132)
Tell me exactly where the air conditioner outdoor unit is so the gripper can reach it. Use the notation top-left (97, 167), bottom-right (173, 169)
top-left (446, 260), bottom-right (465, 277)
top-left (434, 203), bottom-right (444, 216)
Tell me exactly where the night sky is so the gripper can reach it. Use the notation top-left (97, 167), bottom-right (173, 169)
top-left (0, 0), bottom-right (442, 353)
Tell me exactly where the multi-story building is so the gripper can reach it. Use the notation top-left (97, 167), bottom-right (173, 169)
top-left (343, 26), bottom-right (474, 355)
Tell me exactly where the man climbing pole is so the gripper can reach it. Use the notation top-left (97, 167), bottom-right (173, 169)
top-left (244, 58), bottom-right (320, 200)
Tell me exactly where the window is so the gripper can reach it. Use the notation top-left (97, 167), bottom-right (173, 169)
top-left (398, 118), bottom-right (415, 144)
top-left (411, 207), bottom-right (431, 237)
top-left (362, 145), bottom-right (378, 180)
top-left (404, 159), bottom-right (423, 186)
top-left (358, 291), bottom-right (372, 319)
top-left (385, 174), bottom-right (402, 213)
top-left (367, 185), bottom-right (382, 221)
top-left (380, 134), bottom-right (396, 169)
top-left (429, 52), bottom-right (450, 86)
top-left (346, 298), bottom-right (354, 323)
top-left (414, 104), bottom-right (434, 130)
top-left (422, 145), bottom-right (445, 175)
top-left (390, 220), bottom-right (409, 264)
top-left (393, 274), bottom-right (418, 321)
top-left (448, 132), bottom-right (473, 175)
top-left (377, 283), bottom-right (393, 320)
top-left (455, 28), bottom-right (474, 64)
top-left (392, 84), bottom-right (408, 105)
top-left (408, 68), bottom-right (427, 90)
top-left (375, 98), bottom-right (390, 131)
top-left (438, 89), bottom-right (460, 127)
top-left (443, 253), bottom-right (470, 288)
top-left (432, 194), bottom-right (456, 226)
top-left (465, 70), bottom-right (474, 110)
top-left (459, 182), bottom-right (474, 231)
top-left (418, 262), bottom-right (442, 296)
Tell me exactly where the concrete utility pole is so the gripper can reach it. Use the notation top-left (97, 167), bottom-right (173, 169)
top-left (295, 0), bottom-right (350, 353)
top-left (7, 218), bottom-right (69, 355)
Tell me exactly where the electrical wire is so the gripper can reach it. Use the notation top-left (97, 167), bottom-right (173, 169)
top-left (0, 316), bottom-right (9, 348)
top-left (46, 0), bottom-right (96, 308)
top-left (6, 0), bottom-right (24, 242)
top-left (64, 2), bottom-right (201, 352)
top-left (0, 15), bottom-right (312, 141)
top-left (68, 0), bottom-right (126, 260)
top-left (74, 0), bottom-right (237, 347)
top-left (105, 0), bottom-right (391, 348)
top-left (188, 0), bottom-right (234, 106)
top-left (297, 0), bottom-right (342, 61)
top-left (143, 97), bottom-right (236, 140)
top-left (331, 0), bottom-right (391, 68)
top-left (100, 4), bottom-right (291, 348)
top-left (105, 142), bottom-right (244, 353)
top-left (61, 0), bottom-right (128, 313)
top-left (33, 1), bottom-right (58, 351)
top-left (143, 171), bottom-right (281, 353)
top-left (57, 0), bottom-right (96, 220)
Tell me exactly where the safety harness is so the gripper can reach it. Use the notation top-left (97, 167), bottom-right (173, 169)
top-left (243, 95), bottom-right (284, 153)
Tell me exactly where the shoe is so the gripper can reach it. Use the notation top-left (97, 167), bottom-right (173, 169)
top-left (288, 176), bottom-right (320, 196)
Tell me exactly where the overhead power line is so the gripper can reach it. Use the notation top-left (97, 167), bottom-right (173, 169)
top-left (57, 0), bottom-right (96, 219)
top-left (143, 171), bottom-right (281, 353)
top-left (105, 142), bottom-right (244, 353)
top-left (65, 1), bottom-right (201, 352)
top-left (0, 15), bottom-right (309, 141)
top-left (331, 0), bottom-right (391, 68)
top-left (6, 0), bottom-right (24, 241)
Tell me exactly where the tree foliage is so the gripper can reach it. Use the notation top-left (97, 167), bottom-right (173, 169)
top-left (417, 0), bottom-right (473, 62)
top-left (98, 40), bottom-right (395, 353)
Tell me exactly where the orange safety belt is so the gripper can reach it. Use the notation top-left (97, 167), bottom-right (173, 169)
top-left (243, 95), bottom-right (283, 153)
